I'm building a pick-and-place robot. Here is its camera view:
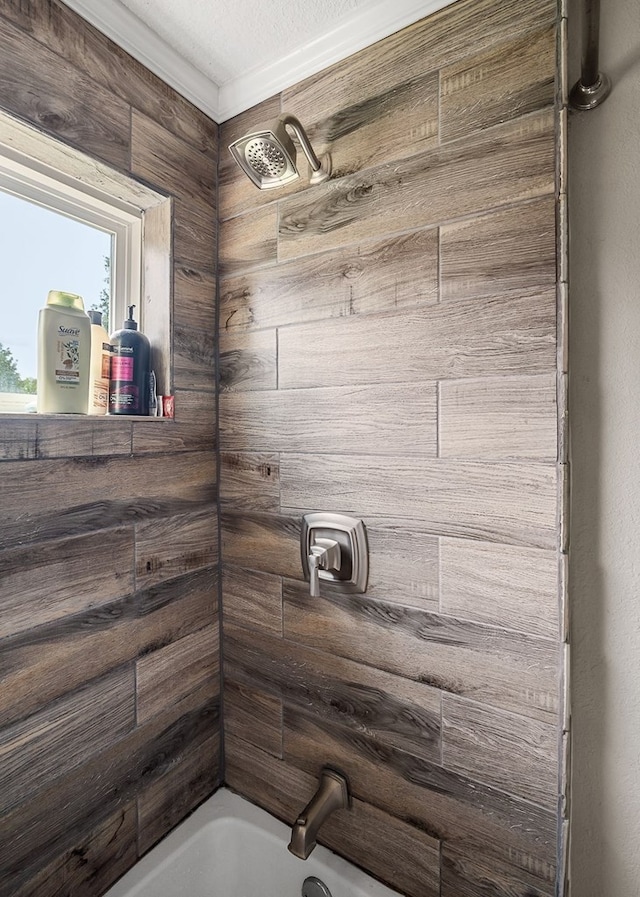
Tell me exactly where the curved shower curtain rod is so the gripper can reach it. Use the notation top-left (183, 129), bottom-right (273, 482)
top-left (569, 0), bottom-right (611, 110)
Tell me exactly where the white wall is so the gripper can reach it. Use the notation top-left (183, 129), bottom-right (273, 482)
top-left (569, 0), bottom-right (640, 893)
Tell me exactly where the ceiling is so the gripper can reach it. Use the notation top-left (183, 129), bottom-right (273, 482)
top-left (60, 0), bottom-right (454, 122)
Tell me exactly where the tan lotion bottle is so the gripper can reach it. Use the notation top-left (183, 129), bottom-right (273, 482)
top-left (37, 291), bottom-right (91, 414)
top-left (87, 309), bottom-right (111, 414)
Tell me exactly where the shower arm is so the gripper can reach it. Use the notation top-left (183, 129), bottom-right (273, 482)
top-left (280, 114), bottom-right (323, 173)
top-left (569, 0), bottom-right (611, 110)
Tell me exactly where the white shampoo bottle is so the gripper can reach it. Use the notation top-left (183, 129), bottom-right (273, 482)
top-left (37, 291), bottom-right (91, 414)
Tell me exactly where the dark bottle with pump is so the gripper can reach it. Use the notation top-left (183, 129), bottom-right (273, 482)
top-left (109, 305), bottom-right (151, 415)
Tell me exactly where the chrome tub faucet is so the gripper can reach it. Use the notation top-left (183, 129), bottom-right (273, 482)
top-left (288, 767), bottom-right (351, 860)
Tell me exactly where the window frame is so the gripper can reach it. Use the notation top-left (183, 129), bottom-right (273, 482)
top-left (0, 144), bottom-right (143, 340)
top-left (0, 109), bottom-right (171, 418)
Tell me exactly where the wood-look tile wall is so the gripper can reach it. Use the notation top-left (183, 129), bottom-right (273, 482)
top-left (219, 0), bottom-right (563, 895)
top-left (0, 2), bottom-right (219, 895)
top-left (0, 1), bottom-right (565, 895)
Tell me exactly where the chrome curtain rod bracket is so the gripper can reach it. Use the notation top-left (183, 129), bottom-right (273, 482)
top-left (569, 0), bottom-right (611, 110)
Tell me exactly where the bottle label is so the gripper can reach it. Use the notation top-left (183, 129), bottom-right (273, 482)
top-left (55, 336), bottom-right (80, 385)
top-left (93, 382), bottom-right (109, 410)
top-left (101, 351), bottom-right (111, 379)
top-left (111, 355), bottom-right (134, 381)
top-left (110, 384), bottom-right (139, 412)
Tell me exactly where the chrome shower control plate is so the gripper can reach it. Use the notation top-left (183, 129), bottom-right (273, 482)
top-left (301, 512), bottom-right (368, 594)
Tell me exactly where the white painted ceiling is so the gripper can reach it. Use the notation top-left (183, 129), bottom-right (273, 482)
top-left (61, 0), bottom-right (454, 122)
top-left (119, 0), bottom-right (371, 86)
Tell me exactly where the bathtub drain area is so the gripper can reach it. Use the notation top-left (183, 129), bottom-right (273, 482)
top-left (302, 876), bottom-right (333, 897)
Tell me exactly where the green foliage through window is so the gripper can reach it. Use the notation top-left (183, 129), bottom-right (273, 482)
top-left (0, 342), bottom-right (36, 394)
top-left (89, 255), bottom-right (111, 334)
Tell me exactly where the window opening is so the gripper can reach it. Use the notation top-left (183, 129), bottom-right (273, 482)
top-left (0, 110), bottom-right (171, 418)
top-left (0, 142), bottom-right (144, 414)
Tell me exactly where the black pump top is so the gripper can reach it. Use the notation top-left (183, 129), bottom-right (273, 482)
top-left (124, 304), bottom-right (138, 330)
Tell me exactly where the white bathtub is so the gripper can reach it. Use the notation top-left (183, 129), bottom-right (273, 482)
top-left (104, 788), bottom-right (403, 897)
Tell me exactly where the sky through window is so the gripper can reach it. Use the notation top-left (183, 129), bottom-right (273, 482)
top-left (0, 190), bottom-right (112, 382)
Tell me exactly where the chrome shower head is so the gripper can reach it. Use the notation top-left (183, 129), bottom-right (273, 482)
top-left (228, 113), bottom-right (331, 190)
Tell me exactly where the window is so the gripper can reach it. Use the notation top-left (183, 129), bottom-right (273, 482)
top-left (0, 192), bottom-right (112, 408)
top-left (0, 110), bottom-right (170, 415)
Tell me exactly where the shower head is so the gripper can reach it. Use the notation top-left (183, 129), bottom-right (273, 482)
top-left (228, 113), bottom-right (331, 190)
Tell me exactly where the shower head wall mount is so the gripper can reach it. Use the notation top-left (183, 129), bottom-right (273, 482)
top-left (228, 113), bottom-right (331, 190)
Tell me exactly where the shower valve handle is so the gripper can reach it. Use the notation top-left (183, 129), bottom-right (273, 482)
top-left (308, 538), bottom-right (341, 598)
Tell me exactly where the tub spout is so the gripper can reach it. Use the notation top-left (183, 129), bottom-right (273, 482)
top-left (288, 767), bottom-right (351, 860)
